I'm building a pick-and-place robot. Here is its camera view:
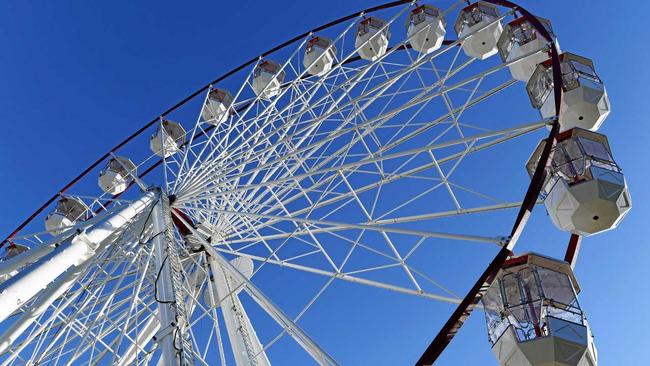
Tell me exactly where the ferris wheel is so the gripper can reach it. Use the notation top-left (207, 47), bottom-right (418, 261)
top-left (0, 1), bottom-right (630, 365)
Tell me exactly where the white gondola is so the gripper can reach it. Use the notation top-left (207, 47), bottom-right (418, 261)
top-left (150, 119), bottom-right (186, 158)
top-left (252, 60), bottom-right (285, 100)
top-left (303, 36), bottom-right (336, 76)
top-left (454, 1), bottom-right (502, 60)
top-left (527, 52), bottom-right (610, 132)
top-left (406, 4), bottom-right (446, 54)
top-left (526, 128), bottom-right (631, 235)
top-left (483, 253), bottom-right (598, 366)
top-left (98, 156), bottom-right (137, 195)
top-left (44, 197), bottom-right (88, 235)
top-left (201, 88), bottom-right (234, 125)
top-left (355, 17), bottom-right (390, 61)
top-left (0, 244), bottom-right (29, 283)
top-left (497, 16), bottom-right (559, 82)
top-left (2, 244), bottom-right (28, 261)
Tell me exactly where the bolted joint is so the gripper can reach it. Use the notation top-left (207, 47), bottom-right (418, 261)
top-left (497, 235), bottom-right (511, 247)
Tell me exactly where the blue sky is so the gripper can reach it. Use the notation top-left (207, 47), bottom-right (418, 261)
top-left (0, 0), bottom-right (649, 365)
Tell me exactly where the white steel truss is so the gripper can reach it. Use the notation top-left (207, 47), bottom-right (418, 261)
top-left (0, 2), bottom-right (560, 365)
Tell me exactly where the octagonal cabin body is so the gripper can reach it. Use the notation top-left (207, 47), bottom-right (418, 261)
top-left (454, 1), bottom-right (503, 60)
top-left (497, 16), bottom-right (559, 82)
top-left (150, 119), bottom-right (186, 158)
top-left (355, 17), bottom-right (390, 61)
top-left (98, 156), bottom-right (137, 195)
top-left (252, 60), bottom-right (285, 100)
top-left (201, 88), bottom-right (234, 125)
top-left (303, 36), bottom-right (336, 76)
top-left (406, 4), bottom-right (446, 54)
top-left (45, 197), bottom-right (88, 235)
top-left (3, 244), bottom-right (28, 260)
top-left (0, 244), bottom-right (29, 282)
top-left (527, 53), bottom-right (610, 132)
top-left (482, 253), bottom-right (598, 366)
top-left (526, 128), bottom-right (631, 236)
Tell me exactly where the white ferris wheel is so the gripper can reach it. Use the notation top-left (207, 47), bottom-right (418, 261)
top-left (0, 1), bottom-right (631, 365)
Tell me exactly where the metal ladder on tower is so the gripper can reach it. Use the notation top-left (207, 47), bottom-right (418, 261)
top-left (222, 270), bottom-right (258, 365)
top-left (159, 193), bottom-right (195, 366)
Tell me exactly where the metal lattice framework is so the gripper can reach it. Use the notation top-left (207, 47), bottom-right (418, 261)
top-left (0, 1), bottom-right (570, 365)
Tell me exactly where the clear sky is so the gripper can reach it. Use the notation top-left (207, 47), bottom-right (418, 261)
top-left (0, 0), bottom-right (649, 365)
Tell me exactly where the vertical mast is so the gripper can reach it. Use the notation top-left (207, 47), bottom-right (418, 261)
top-left (150, 189), bottom-right (195, 366)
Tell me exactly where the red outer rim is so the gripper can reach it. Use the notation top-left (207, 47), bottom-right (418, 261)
top-left (564, 233), bottom-right (582, 267)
